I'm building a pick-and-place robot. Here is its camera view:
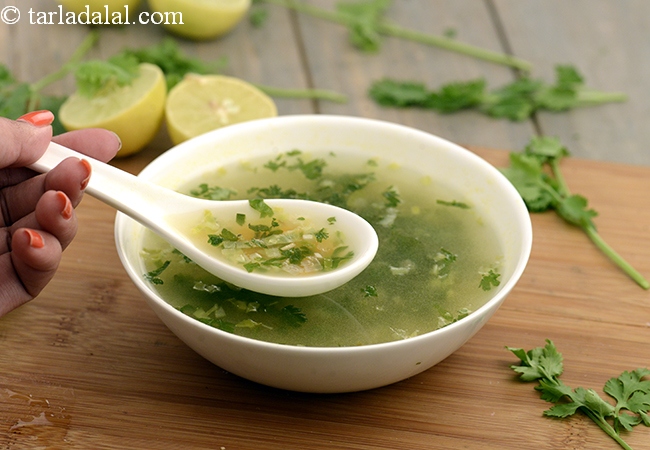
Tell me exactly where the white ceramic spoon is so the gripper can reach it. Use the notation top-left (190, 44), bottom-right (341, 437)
top-left (30, 142), bottom-right (379, 297)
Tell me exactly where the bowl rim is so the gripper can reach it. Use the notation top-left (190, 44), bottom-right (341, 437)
top-left (115, 114), bottom-right (533, 354)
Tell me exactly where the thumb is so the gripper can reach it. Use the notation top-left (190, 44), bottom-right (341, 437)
top-left (0, 111), bottom-right (54, 168)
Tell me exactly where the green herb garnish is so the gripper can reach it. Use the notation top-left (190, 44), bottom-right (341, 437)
top-left (0, 31), bottom-right (98, 131)
top-left (249, 198), bottom-right (275, 218)
top-left (508, 340), bottom-right (650, 450)
top-left (190, 184), bottom-right (237, 200)
top-left (436, 199), bottom-right (470, 209)
top-left (479, 269), bottom-right (501, 291)
top-left (144, 260), bottom-right (170, 285)
top-left (257, 0), bottom-right (531, 70)
top-left (501, 136), bottom-right (649, 289)
top-left (369, 65), bottom-right (627, 121)
top-left (382, 186), bottom-right (402, 208)
top-left (314, 228), bottom-right (329, 242)
top-left (362, 285), bottom-right (378, 297)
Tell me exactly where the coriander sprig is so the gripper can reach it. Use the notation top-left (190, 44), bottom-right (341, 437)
top-left (501, 137), bottom-right (649, 289)
top-left (121, 37), bottom-right (348, 102)
top-left (258, 0), bottom-right (532, 71)
top-left (508, 340), bottom-right (650, 450)
top-left (369, 65), bottom-right (627, 121)
top-left (0, 31), bottom-right (99, 132)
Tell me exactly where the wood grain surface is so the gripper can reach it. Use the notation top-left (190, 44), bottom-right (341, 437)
top-left (1, 147), bottom-right (649, 450)
top-left (1, 0), bottom-right (650, 165)
top-left (2, 1), bottom-right (650, 448)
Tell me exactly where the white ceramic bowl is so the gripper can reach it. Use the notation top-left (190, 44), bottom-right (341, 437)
top-left (115, 115), bottom-right (532, 393)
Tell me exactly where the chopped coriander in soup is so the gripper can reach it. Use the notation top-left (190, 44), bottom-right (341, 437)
top-left (177, 199), bottom-right (353, 276)
top-left (140, 149), bottom-right (503, 347)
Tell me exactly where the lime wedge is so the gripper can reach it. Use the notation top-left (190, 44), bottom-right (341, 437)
top-left (165, 74), bottom-right (278, 145)
top-left (59, 63), bottom-right (167, 157)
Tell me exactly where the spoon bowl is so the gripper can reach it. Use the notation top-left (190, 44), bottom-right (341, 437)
top-left (30, 142), bottom-right (378, 297)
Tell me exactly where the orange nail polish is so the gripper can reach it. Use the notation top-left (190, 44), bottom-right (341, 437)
top-left (17, 110), bottom-right (55, 127)
top-left (80, 159), bottom-right (92, 190)
top-left (57, 191), bottom-right (73, 220)
top-left (25, 229), bottom-right (45, 249)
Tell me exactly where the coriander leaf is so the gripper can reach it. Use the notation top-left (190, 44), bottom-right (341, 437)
top-left (500, 152), bottom-right (558, 212)
top-left (508, 340), bottom-right (650, 450)
top-left (604, 368), bottom-right (650, 431)
top-left (368, 78), bottom-right (431, 107)
top-left (122, 38), bottom-right (227, 90)
top-left (280, 305), bottom-right (307, 326)
top-left (556, 194), bottom-right (598, 228)
top-left (249, 6), bottom-right (269, 27)
top-left (249, 198), bottom-right (274, 218)
top-left (0, 81), bottom-right (31, 119)
top-left (427, 78), bottom-right (486, 113)
top-left (244, 262), bottom-right (261, 273)
top-left (144, 260), bottom-right (170, 285)
top-left (436, 199), bottom-right (470, 209)
top-left (362, 285), bottom-right (378, 297)
top-left (220, 228), bottom-right (239, 242)
top-left (481, 77), bottom-right (541, 121)
top-left (370, 65), bottom-right (625, 121)
top-left (537, 377), bottom-right (575, 403)
top-left (479, 269), bottom-right (501, 291)
top-left (314, 228), bottom-right (329, 242)
top-left (208, 234), bottom-right (224, 246)
top-left (382, 186), bottom-right (401, 208)
top-left (74, 54), bottom-right (140, 98)
top-left (190, 184), bottom-right (237, 200)
top-left (259, 0), bottom-right (531, 70)
top-left (502, 136), bottom-right (649, 290)
top-left (524, 136), bottom-right (569, 163)
top-left (336, 0), bottom-right (391, 53)
top-left (507, 339), bottom-right (564, 382)
top-left (289, 157), bottom-right (327, 180)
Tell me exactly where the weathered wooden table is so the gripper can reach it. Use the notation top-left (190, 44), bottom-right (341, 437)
top-left (1, 1), bottom-right (649, 449)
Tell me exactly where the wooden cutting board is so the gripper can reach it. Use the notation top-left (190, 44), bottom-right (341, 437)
top-left (1, 146), bottom-right (649, 450)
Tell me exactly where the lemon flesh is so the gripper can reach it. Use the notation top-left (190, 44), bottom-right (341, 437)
top-left (148, 0), bottom-right (251, 40)
top-left (165, 74), bottom-right (277, 145)
top-left (60, 63), bottom-right (167, 157)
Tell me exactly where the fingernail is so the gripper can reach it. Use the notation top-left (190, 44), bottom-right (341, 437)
top-left (56, 191), bottom-right (73, 220)
top-left (25, 229), bottom-right (45, 249)
top-left (80, 159), bottom-right (92, 190)
top-left (111, 131), bottom-right (123, 153)
top-left (17, 110), bottom-right (55, 127)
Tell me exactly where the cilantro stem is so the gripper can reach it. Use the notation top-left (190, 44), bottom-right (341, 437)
top-left (27, 31), bottom-right (99, 111)
top-left (547, 154), bottom-right (649, 290)
top-left (584, 224), bottom-right (650, 290)
top-left (575, 90), bottom-right (628, 107)
top-left (377, 21), bottom-right (531, 72)
top-left (581, 408), bottom-right (634, 450)
top-left (549, 159), bottom-right (570, 198)
top-left (543, 376), bottom-right (634, 450)
top-left (259, 0), bottom-right (532, 71)
top-left (253, 83), bottom-right (348, 103)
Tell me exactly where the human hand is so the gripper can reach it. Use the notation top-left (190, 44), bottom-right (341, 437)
top-left (0, 110), bottom-right (121, 317)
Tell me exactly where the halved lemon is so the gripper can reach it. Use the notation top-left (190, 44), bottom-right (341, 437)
top-left (59, 63), bottom-right (167, 157)
top-left (148, 0), bottom-right (251, 41)
top-left (165, 74), bottom-right (277, 145)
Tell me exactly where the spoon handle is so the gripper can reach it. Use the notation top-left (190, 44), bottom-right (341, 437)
top-left (30, 141), bottom-right (169, 231)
